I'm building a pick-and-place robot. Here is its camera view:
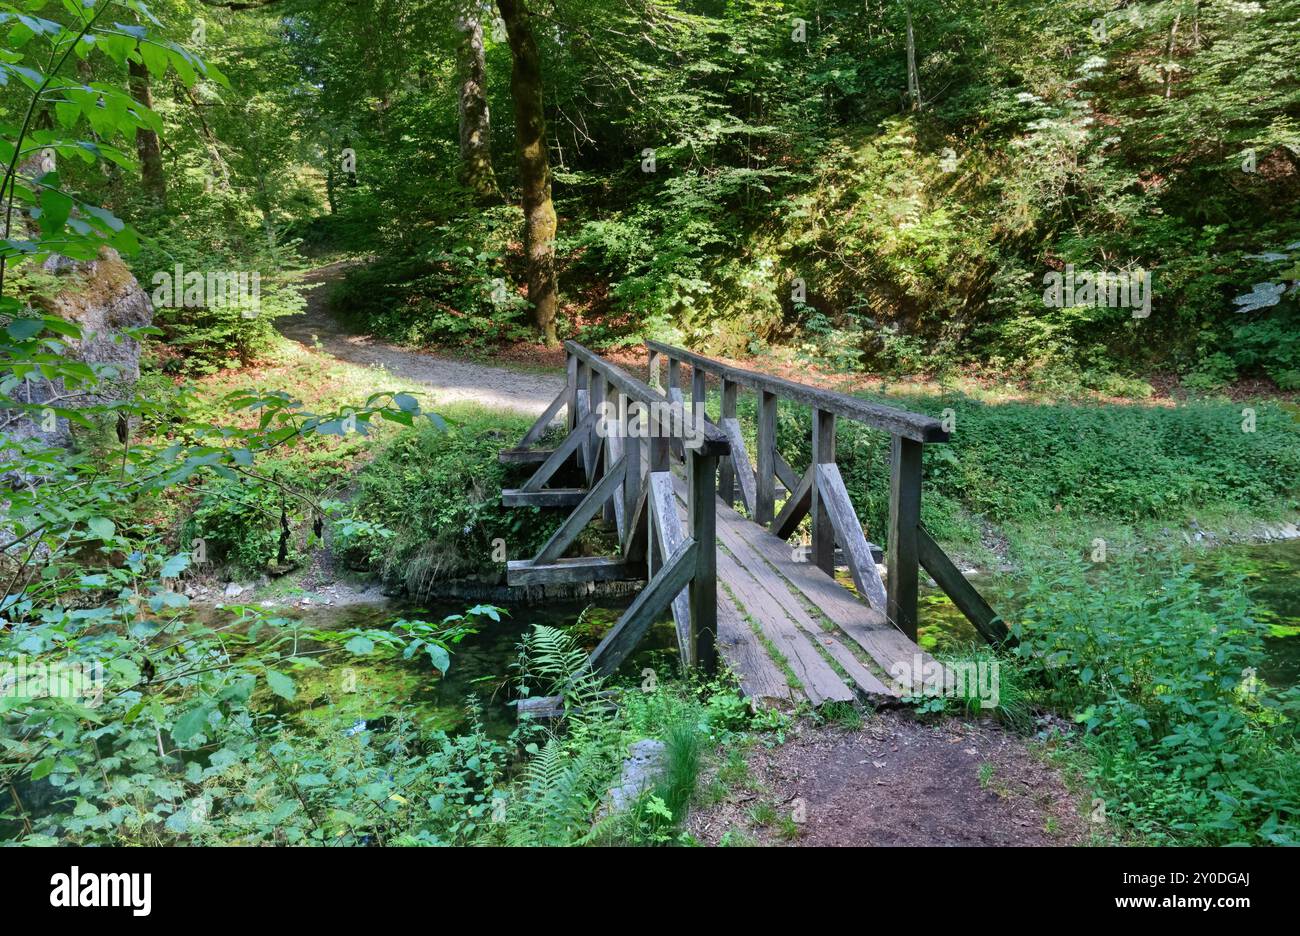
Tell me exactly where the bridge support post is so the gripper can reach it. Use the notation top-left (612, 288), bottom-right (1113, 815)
top-left (810, 408), bottom-right (836, 577)
top-left (719, 379), bottom-right (738, 506)
top-left (566, 350), bottom-right (578, 432)
top-left (755, 389), bottom-right (777, 526)
top-left (688, 446), bottom-right (718, 673)
top-left (888, 434), bottom-right (922, 641)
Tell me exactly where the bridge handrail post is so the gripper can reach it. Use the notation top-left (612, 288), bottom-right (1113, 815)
top-left (719, 378), bottom-right (738, 506)
top-left (811, 408), bottom-right (836, 576)
top-left (687, 443), bottom-right (718, 672)
top-left (565, 349), bottom-right (577, 432)
top-left (755, 389), bottom-right (777, 526)
top-left (887, 433), bottom-right (922, 641)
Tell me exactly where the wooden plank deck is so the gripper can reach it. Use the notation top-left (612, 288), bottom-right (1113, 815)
top-left (668, 475), bottom-right (937, 707)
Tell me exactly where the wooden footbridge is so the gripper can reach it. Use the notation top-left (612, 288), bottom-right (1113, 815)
top-left (500, 341), bottom-right (1008, 705)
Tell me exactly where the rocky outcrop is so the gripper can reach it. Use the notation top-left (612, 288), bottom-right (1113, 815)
top-left (4, 247), bottom-right (153, 452)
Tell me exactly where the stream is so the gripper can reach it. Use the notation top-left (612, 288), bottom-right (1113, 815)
top-left (210, 540), bottom-right (1300, 738)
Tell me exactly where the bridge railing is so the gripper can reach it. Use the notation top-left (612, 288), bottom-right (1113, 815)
top-left (645, 340), bottom-right (1007, 645)
top-left (502, 341), bottom-right (730, 675)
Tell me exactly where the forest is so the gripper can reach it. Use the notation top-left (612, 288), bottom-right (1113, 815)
top-left (0, 0), bottom-right (1298, 852)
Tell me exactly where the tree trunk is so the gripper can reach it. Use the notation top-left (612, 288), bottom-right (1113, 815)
top-left (905, 9), bottom-right (921, 111)
top-left (457, 6), bottom-right (499, 199)
top-left (128, 58), bottom-right (166, 207)
top-left (496, 0), bottom-right (558, 345)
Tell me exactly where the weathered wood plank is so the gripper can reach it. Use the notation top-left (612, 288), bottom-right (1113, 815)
top-left (772, 465), bottom-right (813, 540)
top-left (521, 411), bottom-right (596, 493)
top-left (590, 538), bottom-right (698, 676)
top-left (715, 547), bottom-right (855, 705)
top-left (587, 377), bottom-right (605, 486)
top-left (667, 384), bottom-right (686, 462)
top-left (713, 517), bottom-right (893, 700)
top-left (647, 347), bottom-right (663, 389)
top-left (605, 392), bottom-right (623, 533)
top-left (720, 418), bottom-right (757, 516)
top-left (816, 462), bottom-right (888, 611)
top-left (622, 485), bottom-right (649, 565)
top-left (534, 456), bottom-right (627, 564)
top-left (623, 406), bottom-right (641, 534)
top-left (773, 450), bottom-right (799, 495)
top-left (517, 690), bottom-right (620, 722)
top-left (507, 556), bottom-right (637, 586)
top-left (716, 587), bottom-right (794, 703)
top-left (501, 488), bottom-right (588, 508)
top-left (887, 435), bottom-right (922, 642)
top-left (566, 352), bottom-right (578, 432)
top-left (916, 525), bottom-right (1010, 646)
top-left (574, 389), bottom-right (591, 476)
top-left (521, 387), bottom-right (568, 448)
top-left (663, 472), bottom-right (892, 701)
top-left (720, 503), bottom-right (935, 696)
top-left (563, 341), bottom-right (734, 453)
top-left (498, 447), bottom-right (556, 465)
top-left (649, 470), bottom-right (692, 663)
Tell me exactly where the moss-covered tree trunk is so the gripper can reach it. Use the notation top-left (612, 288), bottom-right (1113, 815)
top-left (496, 0), bottom-right (558, 345)
top-left (127, 58), bottom-right (166, 207)
top-left (457, 6), bottom-right (498, 200)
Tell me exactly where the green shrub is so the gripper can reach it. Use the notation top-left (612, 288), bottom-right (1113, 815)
top-left (340, 412), bottom-right (560, 592)
top-left (1012, 559), bottom-right (1300, 845)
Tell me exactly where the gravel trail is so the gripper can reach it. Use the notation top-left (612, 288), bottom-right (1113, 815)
top-left (276, 262), bottom-right (564, 416)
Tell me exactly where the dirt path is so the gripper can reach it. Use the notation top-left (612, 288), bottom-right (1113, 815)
top-left (689, 712), bottom-right (1092, 847)
top-left (276, 262), bottom-right (564, 416)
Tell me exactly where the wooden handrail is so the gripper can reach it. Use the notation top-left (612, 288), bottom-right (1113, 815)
top-left (647, 340), bottom-right (1007, 646)
top-left (646, 340), bottom-right (949, 443)
top-left (501, 340), bottom-right (1007, 691)
top-left (565, 340), bottom-right (731, 456)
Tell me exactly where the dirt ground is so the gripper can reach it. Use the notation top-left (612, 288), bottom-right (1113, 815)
top-left (688, 710), bottom-right (1093, 847)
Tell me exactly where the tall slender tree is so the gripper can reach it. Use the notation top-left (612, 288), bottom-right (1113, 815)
top-left (128, 57), bottom-right (167, 206)
top-left (457, 2), bottom-right (498, 199)
top-left (496, 0), bottom-right (558, 344)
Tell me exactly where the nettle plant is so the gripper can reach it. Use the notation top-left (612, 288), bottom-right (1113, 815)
top-left (0, 1), bottom-right (468, 844)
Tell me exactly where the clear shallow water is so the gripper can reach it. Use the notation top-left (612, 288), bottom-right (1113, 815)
top-left (210, 596), bottom-right (673, 737)
top-left (222, 539), bottom-right (1300, 736)
top-left (918, 539), bottom-right (1300, 687)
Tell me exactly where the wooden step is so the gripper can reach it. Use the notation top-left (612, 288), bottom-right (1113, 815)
top-left (499, 447), bottom-right (558, 465)
top-left (501, 488), bottom-right (588, 507)
top-left (507, 556), bottom-right (640, 586)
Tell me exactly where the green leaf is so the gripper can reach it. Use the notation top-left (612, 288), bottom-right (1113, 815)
top-left (344, 635), bottom-right (374, 655)
top-left (160, 553), bottom-right (190, 577)
top-left (173, 705), bottom-right (212, 744)
top-left (86, 516), bottom-right (115, 540)
top-left (30, 758), bottom-right (55, 781)
top-left (265, 670), bottom-right (296, 701)
top-left (425, 643), bottom-right (451, 674)
top-left (5, 317), bottom-right (44, 340)
top-left (37, 187), bottom-right (73, 236)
